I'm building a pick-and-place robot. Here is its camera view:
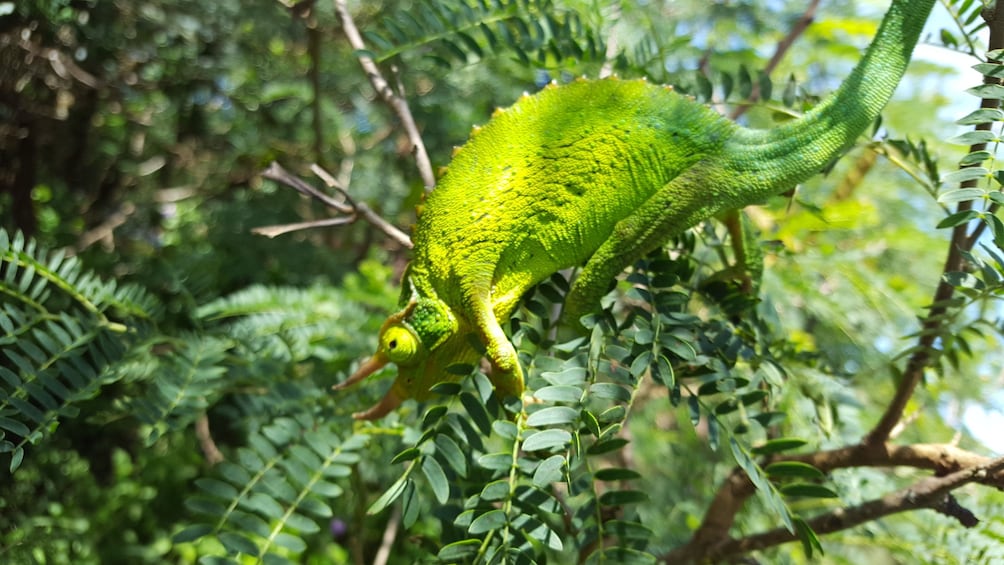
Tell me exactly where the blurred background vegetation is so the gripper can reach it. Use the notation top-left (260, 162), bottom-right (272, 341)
top-left (2, 0), bottom-right (1004, 563)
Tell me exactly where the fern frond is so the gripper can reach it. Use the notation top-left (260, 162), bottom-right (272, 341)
top-left (365, 0), bottom-right (605, 68)
top-left (174, 415), bottom-right (368, 564)
top-left (0, 229), bottom-right (160, 473)
top-left (197, 284), bottom-right (372, 366)
top-left (125, 334), bottom-right (232, 446)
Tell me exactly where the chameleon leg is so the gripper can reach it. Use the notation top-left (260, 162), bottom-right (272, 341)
top-left (470, 299), bottom-right (525, 401)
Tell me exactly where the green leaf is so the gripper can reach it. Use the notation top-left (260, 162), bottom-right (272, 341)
top-left (391, 447), bottom-right (421, 465)
top-left (421, 456), bottom-right (450, 504)
top-left (599, 489), bottom-right (649, 505)
top-left (272, 532), bottom-right (306, 553)
top-left (468, 509), bottom-right (507, 534)
top-left (941, 168), bottom-right (988, 185)
top-left (948, 130), bottom-right (999, 146)
top-left (966, 83), bottom-right (1004, 99)
top-left (532, 454), bottom-right (565, 487)
top-left (218, 531), bottom-right (259, 556)
top-left (589, 382), bottom-right (631, 402)
top-left (196, 478), bottom-right (239, 501)
top-left (587, 437), bottom-right (629, 455)
top-left (938, 188), bottom-right (986, 204)
top-left (521, 429), bottom-right (572, 451)
top-left (526, 406), bottom-right (579, 427)
top-left (478, 452), bottom-right (513, 471)
top-left (367, 473), bottom-right (410, 515)
top-left (751, 437), bottom-right (808, 455)
top-left (438, 539), bottom-right (481, 561)
top-left (540, 366), bottom-right (587, 386)
top-left (173, 524), bottom-right (213, 544)
top-left (479, 479), bottom-right (511, 501)
top-left (936, 210), bottom-right (981, 229)
top-left (533, 385), bottom-right (583, 403)
top-left (795, 517), bottom-right (824, 558)
top-left (781, 483), bottom-right (840, 498)
top-left (594, 467), bottom-right (642, 481)
top-left (956, 108), bottom-right (1004, 124)
top-left (401, 480), bottom-right (420, 529)
top-left (9, 446), bottom-right (24, 473)
top-left (492, 419), bottom-right (518, 440)
top-left (765, 461), bottom-right (826, 480)
top-left (460, 392), bottom-right (492, 435)
top-left (434, 434), bottom-right (468, 477)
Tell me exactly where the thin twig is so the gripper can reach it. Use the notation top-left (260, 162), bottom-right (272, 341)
top-left (730, 0), bottom-right (821, 120)
top-left (372, 505), bottom-right (401, 565)
top-left (260, 162), bottom-right (413, 247)
top-left (332, 0), bottom-right (436, 191)
top-left (311, 163), bottom-right (413, 248)
top-left (194, 413), bottom-right (224, 465)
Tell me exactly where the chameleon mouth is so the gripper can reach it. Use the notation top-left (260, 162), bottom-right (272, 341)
top-left (332, 353), bottom-right (388, 391)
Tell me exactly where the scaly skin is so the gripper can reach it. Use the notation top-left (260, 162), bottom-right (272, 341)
top-left (336, 0), bottom-right (936, 419)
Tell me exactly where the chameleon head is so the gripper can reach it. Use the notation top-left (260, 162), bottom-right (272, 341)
top-left (334, 296), bottom-right (470, 420)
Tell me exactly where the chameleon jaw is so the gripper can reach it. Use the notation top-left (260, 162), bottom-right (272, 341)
top-left (333, 353), bottom-right (406, 420)
top-left (332, 353), bottom-right (388, 392)
top-left (352, 387), bottom-right (404, 420)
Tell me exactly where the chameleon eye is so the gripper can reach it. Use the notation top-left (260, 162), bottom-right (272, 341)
top-left (381, 325), bottom-right (421, 365)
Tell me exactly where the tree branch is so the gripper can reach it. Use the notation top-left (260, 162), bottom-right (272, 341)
top-left (332, 0), bottom-right (436, 191)
top-left (691, 456), bottom-right (1004, 562)
top-left (258, 161), bottom-right (412, 248)
top-left (668, 442), bottom-right (1004, 563)
top-left (865, 2), bottom-right (1004, 446)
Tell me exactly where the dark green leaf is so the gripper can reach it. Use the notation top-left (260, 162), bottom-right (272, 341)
top-left (765, 461), bottom-right (825, 480)
top-left (781, 483), bottom-right (839, 498)
top-left (751, 437), bottom-right (808, 455)
top-left (422, 456), bottom-right (450, 504)
top-left (468, 509), bottom-right (507, 534)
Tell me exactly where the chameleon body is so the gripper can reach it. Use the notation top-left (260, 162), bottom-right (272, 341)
top-left (336, 0), bottom-right (935, 419)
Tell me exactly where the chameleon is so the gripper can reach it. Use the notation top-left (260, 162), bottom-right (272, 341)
top-left (335, 0), bottom-right (935, 420)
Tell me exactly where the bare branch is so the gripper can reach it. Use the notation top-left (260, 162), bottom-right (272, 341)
top-left (332, 0), bottom-right (436, 191)
top-left (194, 413), bottom-right (224, 466)
top-left (692, 456), bottom-right (1004, 562)
top-left (670, 441), bottom-right (1004, 563)
top-left (373, 505), bottom-right (401, 565)
top-left (252, 217), bottom-right (356, 238)
top-left (311, 164), bottom-right (413, 248)
top-left (260, 161), bottom-right (413, 248)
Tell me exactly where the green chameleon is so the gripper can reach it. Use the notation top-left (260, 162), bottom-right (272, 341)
top-left (336, 0), bottom-right (935, 420)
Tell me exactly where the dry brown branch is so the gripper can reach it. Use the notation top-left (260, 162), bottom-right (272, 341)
top-left (690, 456), bottom-right (1004, 562)
top-left (332, 0), bottom-right (436, 191)
top-left (258, 162), bottom-right (413, 248)
top-left (665, 444), bottom-right (1004, 563)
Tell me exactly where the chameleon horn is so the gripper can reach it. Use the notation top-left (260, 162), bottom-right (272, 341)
top-left (332, 353), bottom-right (387, 391)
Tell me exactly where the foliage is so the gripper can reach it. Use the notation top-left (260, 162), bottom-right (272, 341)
top-left (3, 0), bottom-right (1004, 564)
